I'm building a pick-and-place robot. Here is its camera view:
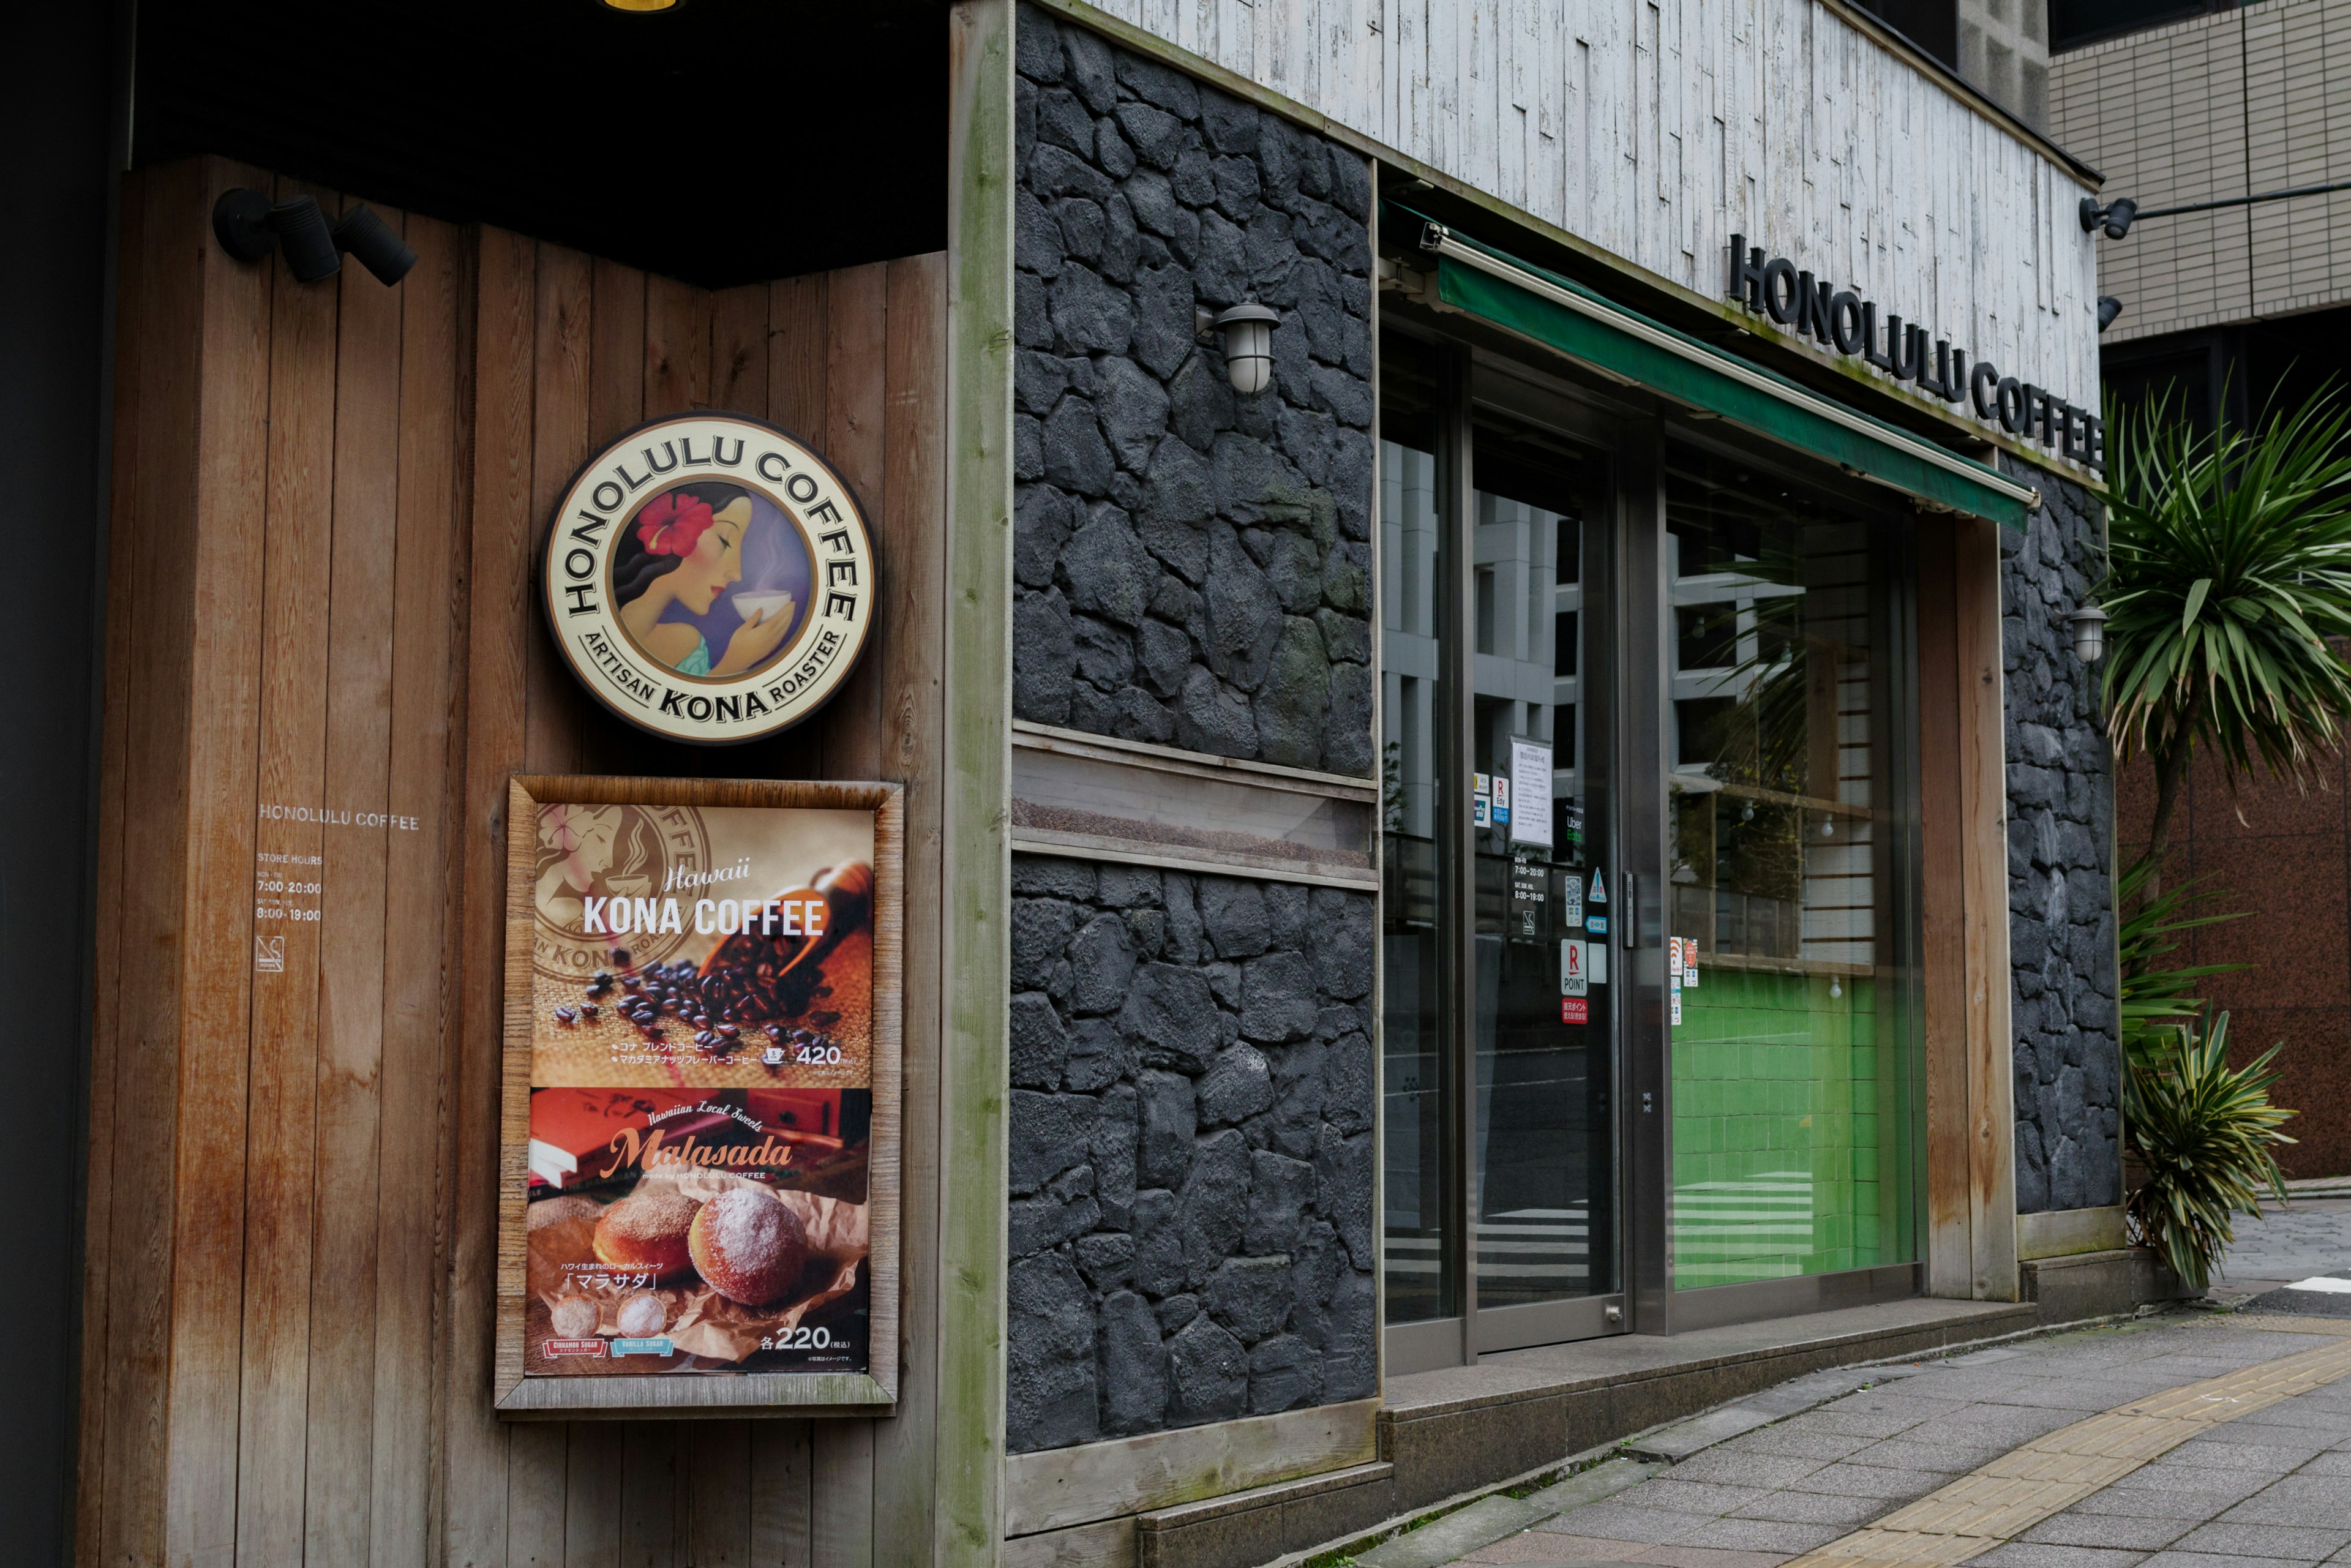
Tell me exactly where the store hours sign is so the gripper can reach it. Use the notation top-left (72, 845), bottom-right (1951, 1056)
top-left (541, 413), bottom-right (876, 745)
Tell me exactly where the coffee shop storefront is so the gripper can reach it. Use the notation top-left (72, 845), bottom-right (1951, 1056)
top-left (41, 1), bottom-right (2123, 1565)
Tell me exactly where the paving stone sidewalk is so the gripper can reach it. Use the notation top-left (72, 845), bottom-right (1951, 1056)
top-left (1368, 1316), bottom-right (2351, 1568)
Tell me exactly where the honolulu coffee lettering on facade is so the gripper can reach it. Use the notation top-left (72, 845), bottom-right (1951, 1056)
top-left (541, 412), bottom-right (875, 745)
top-left (1728, 237), bottom-right (2105, 473)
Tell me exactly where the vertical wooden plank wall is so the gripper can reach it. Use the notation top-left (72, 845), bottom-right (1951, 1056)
top-left (79, 156), bottom-right (953, 1567)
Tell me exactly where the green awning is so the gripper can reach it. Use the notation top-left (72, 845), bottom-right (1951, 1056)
top-left (1392, 207), bottom-right (2039, 530)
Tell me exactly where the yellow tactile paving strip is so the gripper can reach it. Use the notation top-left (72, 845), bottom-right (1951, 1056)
top-left (1780, 1330), bottom-right (2351, 1568)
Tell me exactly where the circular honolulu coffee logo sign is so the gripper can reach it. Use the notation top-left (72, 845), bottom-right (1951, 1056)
top-left (541, 412), bottom-right (874, 744)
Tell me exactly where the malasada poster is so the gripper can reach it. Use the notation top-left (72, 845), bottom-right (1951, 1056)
top-left (523, 800), bottom-right (874, 1378)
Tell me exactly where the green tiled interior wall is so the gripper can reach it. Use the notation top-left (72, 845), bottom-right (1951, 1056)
top-left (1670, 968), bottom-right (1911, 1289)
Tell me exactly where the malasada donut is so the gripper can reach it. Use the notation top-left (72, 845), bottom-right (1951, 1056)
top-left (688, 1188), bottom-right (809, 1305)
top-left (591, 1191), bottom-right (700, 1282)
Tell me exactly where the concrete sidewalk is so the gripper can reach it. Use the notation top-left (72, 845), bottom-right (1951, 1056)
top-left (1361, 1316), bottom-right (2351, 1568)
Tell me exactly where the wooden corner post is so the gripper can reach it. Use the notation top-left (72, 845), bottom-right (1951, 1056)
top-left (1917, 512), bottom-right (2020, 1302)
top-left (943, 0), bottom-right (1016, 1561)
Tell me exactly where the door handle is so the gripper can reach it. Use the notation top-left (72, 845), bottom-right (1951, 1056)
top-left (1622, 872), bottom-right (1637, 948)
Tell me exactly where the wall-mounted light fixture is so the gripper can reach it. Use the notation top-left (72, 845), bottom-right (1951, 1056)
top-left (2078, 197), bottom-right (2137, 239)
top-left (2097, 296), bottom-right (2124, 332)
top-left (2068, 604), bottom-right (2108, 664)
top-left (600, 0), bottom-right (681, 9)
top-left (1195, 302), bottom-right (1280, 396)
top-left (211, 190), bottom-right (418, 285)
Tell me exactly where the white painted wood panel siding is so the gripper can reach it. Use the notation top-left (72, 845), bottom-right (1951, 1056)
top-left (1078, 0), bottom-right (2103, 413)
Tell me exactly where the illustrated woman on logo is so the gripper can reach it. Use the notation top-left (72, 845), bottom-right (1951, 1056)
top-left (612, 484), bottom-right (797, 677)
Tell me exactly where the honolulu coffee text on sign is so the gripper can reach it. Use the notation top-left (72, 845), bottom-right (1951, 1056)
top-left (541, 413), bottom-right (875, 746)
top-left (1728, 237), bottom-right (2103, 473)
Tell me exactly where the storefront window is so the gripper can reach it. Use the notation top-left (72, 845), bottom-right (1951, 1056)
top-left (1663, 443), bottom-right (1914, 1289)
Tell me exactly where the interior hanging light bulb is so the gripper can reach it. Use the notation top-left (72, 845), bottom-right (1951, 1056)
top-left (1820, 815), bottom-right (1835, 838)
top-left (1829, 978), bottom-right (1843, 999)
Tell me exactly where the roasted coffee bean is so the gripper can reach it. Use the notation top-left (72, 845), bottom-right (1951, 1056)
top-left (553, 1005), bottom-right (576, 1024)
top-left (579, 1003), bottom-right (599, 1021)
top-left (610, 948), bottom-right (631, 966)
top-left (716, 1023), bottom-right (738, 1039)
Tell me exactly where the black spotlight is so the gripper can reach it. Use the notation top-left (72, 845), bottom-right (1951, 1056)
top-left (267, 195), bottom-right (342, 281)
top-left (332, 204), bottom-right (418, 285)
top-left (2078, 195), bottom-right (2137, 239)
top-left (211, 189), bottom-right (414, 285)
top-left (2097, 296), bottom-right (2124, 332)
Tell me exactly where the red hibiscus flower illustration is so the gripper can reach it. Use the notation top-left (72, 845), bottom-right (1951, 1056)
top-left (636, 492), bottom-right (714, 557)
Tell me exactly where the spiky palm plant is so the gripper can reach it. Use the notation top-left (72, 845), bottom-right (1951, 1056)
top-left (2104, 388), bottom-right (2351, 898)
top-left (2123, 1013), bottom-right (2296, 1290)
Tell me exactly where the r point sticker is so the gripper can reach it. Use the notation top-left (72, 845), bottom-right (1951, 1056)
top-left (540, 413), bottom-right (875, 745)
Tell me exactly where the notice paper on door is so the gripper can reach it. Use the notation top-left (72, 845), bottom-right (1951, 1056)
top-left (1508, 738), bottom-right (1553, 849)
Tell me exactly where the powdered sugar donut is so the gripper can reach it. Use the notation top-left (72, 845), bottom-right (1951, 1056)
top-left (686, 1188), bottom-right (809, 1305)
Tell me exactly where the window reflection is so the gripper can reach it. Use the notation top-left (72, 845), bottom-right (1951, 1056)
top-left (1665, 444), bottom-right (1912, 1289)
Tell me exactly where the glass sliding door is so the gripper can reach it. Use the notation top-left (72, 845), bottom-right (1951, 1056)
top-left (1660, 439), bottom-right (1918, 1299)
top-left (1468, 397), bottom-right (1619, 1348)
top-left (1380, 334), bottom-right (1626, 1370)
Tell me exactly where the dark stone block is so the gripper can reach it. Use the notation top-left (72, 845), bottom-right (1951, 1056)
top-left (1254, 530), bottom-right (1329, 614)
top-left (1268, 1038), bottom-right (1326, 1160)
top-left (1264, 883), bottom-right (1309, 950)
top-left (1065, 1016), bottom-right (1129, 1093)
top-left (1201, 92), bottom-right (1259, 154)
top-left (1162, 872), bottom-right (1205, 964)
top-left (1174, 666), bottom-right (1256, 758)
top-left (1010, 896), bottom-right (1078, 993)
top-left (1071, 612), bottom-right (1135, 691)
top-left (1010, 1163), bottom-right (1100, 1256)
top-left (1170, 146), bottom-right (1218, 207)
top-left (1205, 1254), bottom-right (1295, 1342)
top-left (1316, 1125), bottom-right (1374, 1267)
top-left (1212, 156), bottom-right (1262, 220)
top-left (1116, 50), bottom-right (1202, 119)
top-left (1193, 208), bottom-right (1248, 304)
top-left (1015, 5), bottom-right (1064, 81)
top-left (1078, 1232), bottom-right (1137, 1292)
top-left (1092, 1081), bottom-right (1139, 1228)
top-left (1322, 1032), bottom-right (1373, 1135)
top-left (1140, 435), bottom-right (1214, 565)
top-left (1010, 1090), bottom-right (1100, 1195)
top-left (1048, 263), bottom-right (1133, 358)
top-left (1009, 991), bottom-right (1068, 1091)
top-left (1197, 878), bottom-right (1270, 959)
top-left (1038, 85), bottom-right (1095, 159)
top-left (1240, 951), bottom-right (1318, 1044)
top-left (1202, 523), bottom-right (1284, 691)
top-left (1100, 1289), bottom-right (1169, 1435)
top-left (1322, 539), bottom-right (1371, 613)
top-left (1018, 188), bottom-right (1065, 280)
top-left (1138, 617), bottom-right (1192, 699)
top-left (1030, 143), bottom-right (1116, 206)
top-left (1014, 482), bottom-right (1078, 589)
top-left (1180, 1128), bottom-right (1252, 1286)
top-left (1248, 1332), bottom-right (1324, 1414)
top-left (1067, 913), bottom-right (1139, 1016)
top-left (1138, 1068), bottom-right (1198, 1190)
top-left (1007, 1251), bottom-right (1100, 1452)
top-left (1062, 21), bottom-right (1117, 110)
top-left (1247, 1149), bottom-right (1316, 1254)
top-left (1166, 1313), bottom-right (1247, 1425)
top-left (1254, 617), bottom-right (1330, 768)
top-left (1092, 360), bottom-right (1169, 479)
top-left (1311, 888), bottom-right (1374, 997)
top-left (1056, 197), bottom-right (1106, 268)
top-left (1013, 855), bottom-right (1096, 899)
top-left (1133, 1188), bottom-right (1185, 1297)
top-left (1116, 99), bottom-right (1188, 170)
top-left (1198, 1043), bottom-right (1275, 1127)
top-left (1014, 411), bottom-right (1044, 482)
top-left (1122, 962), bottom-right (1221, 1073)
top-left (1040, 394), bottom-right (1114, 498)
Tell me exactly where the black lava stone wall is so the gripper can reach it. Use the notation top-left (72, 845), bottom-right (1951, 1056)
top-left (1011, 5), bottom-right (1376, 775)
top-left (2000, 457), bottom-right (2121, 1214)
top-left (1005, 855), bottom-right (1378, 1454)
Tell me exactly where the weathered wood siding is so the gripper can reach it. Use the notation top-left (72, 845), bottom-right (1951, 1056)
top-left (79, 154), bottom-right (950, 1568)
top-left (1053, 0), bottom-right (2102, 413)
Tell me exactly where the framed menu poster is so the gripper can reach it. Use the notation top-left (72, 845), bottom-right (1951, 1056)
top-left (495, 776), bottom-right (901, 1414)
